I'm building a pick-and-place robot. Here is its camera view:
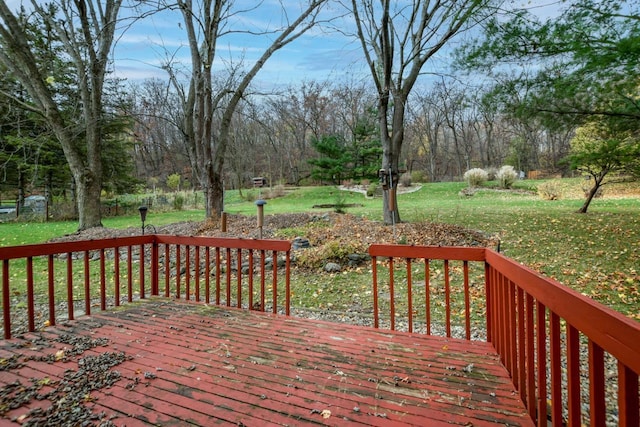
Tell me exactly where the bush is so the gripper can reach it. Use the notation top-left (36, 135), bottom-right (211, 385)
top-left (399, 172), bottom-right (412, 187)
top-left (366, 182), bottom-right (379, 197)
top-left (264, 185), bottom-right (286, 199)
top-left (173, 194), bottom-right (184, 210)
top-left (294, 240), bottom-right (364, 269)
top-left (496, 165), bottom-right (518, 189)
top-left (333, 192), bottom-right (348, 214)
top-left (537, 181), bottom-right (563, 200)
top-left (242, 190), bottom-right (257, 202)
top-left (166, 173), bottom-right (181, 191)
top-left (485, 167), bottom-right (498, 181)
top-left (410, 170), bottom-right (427, 183)
top-left (463, 168), bottom-right (488, 187)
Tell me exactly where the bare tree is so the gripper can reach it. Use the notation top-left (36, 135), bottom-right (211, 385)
top-left (349, 0), bottom-right (493, 223)
top-left (164, 0), bottom-right (327, 219)
top-left (0, 0), bottom-right (124, 230)
top-left (129, 79), bottom-right (191, 188)
top-left (409, 86), bottom-right (448, 181)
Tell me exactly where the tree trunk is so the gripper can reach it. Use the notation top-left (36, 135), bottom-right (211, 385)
top-left (380, 94), bottom-right (404, 225)
top-left (0, 0), bottom-right (121, 231)
top-left (74, 168), bottom-right (103, 229)
top-left (577, 180), bottom-right (601, 214)
top-left (382, 158), bottom-right (402, 224)
top-left (206, 172), bottom-right (225, 219)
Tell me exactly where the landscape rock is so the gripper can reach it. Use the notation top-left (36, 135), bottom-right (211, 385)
top-left (292, 237), bottom-right (311, 250)
top-left (324, 262), bottom-right (341, 273)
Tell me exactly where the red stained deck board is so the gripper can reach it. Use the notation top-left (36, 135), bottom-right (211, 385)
top-left (0, 299), bottom-right (534, 426)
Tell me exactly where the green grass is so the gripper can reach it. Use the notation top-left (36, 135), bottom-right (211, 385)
top-left (0, 210), bottom-right (206, 246)
top-left (231, 179), bottom-right (639, 319)
top-left (1, 179), bottom-right (639, 320)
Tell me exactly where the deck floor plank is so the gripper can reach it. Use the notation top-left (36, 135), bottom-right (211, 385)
top-left (0, 299), bottom-right (534, 426)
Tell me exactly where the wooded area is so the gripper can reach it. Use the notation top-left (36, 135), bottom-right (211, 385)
top-left (1, 0), bottom-right (638, 226)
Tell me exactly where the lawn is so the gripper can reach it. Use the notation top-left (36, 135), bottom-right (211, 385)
top-left (1, 178), bottom-right (638, 320)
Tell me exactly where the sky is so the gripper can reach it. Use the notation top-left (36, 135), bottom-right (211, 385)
top-left (3, 0), bottom-right (568, 91)
top-left (112, 1), bottom-right (366, 90)
top-left (111, 0), bottom-right (567, 90)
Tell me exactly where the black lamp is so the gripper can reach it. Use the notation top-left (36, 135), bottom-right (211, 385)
top-left (138, 206), bottom-right (148, 235)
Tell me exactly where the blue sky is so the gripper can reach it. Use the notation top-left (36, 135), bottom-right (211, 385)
top-left (4, 0), bottom-right (566, 90)
top-left (111, 0), bottom-right (565, 89)
top-left (112, 2), bottom-right (366, 89)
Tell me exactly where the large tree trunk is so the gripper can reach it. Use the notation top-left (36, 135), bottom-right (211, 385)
top-left (205, 170), bottom-right (225, 219)
top-left (0, 0), bottom-right (121, 231)
top-left (380, 99), bottom-right (405, 225)
top-left (74, 168), bottom-right (103, 229)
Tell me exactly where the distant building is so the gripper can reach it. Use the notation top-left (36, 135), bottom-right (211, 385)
top-left (252, 177), bottom-right (267, 187)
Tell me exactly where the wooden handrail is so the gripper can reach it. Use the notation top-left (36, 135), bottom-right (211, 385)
top-left (369, 243), bottom-right (639, 427)
top-left (485, 249), bottom-right (640, 375)
top-left (1, 235), bottom-right (292, 339)
top-left (2, 238), bottom-right (638, 426)
top-left (0, 235), bottom-right (154, 260)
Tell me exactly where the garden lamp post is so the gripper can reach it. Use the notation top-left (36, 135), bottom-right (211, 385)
top-left (255, 199), bottom-right (266, 239)
top-left (138, 206), bottom-right (148, 235)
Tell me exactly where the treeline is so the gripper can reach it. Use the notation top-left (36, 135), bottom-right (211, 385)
top-left (2, 0), bottom-right (637, 224)
top-left (0, 72), bottom-right (607, 207)
top-left (129, 77), bottom-right (571, 191)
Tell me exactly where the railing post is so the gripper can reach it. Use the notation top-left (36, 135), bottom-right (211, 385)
top-left (484, 262), bottom-right (492, 343)
top-left (139, 243), bottom-right (145, 299)
top-left (372, 255), bottom-right (379, 329)
top-left (285, 250), bottom-right (291, 316)
top-left (2, 259), bottom-right (10, 339)
top-left (618, 363), bottom-right (639, 427)
top-left (151, 237), bottom-right (159, 296)
top-left (27, 257), bottom-right (35, 331)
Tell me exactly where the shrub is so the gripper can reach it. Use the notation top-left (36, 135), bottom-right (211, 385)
top-left (496, 165), bottom-right (518, 189)
top-left (295, 240), bottom-right (363, 269)
top-left (537, 180), bottom-right (563, 200)
top-left (485, 167), bottom-right (498, 181)
top-left (264, 184), bottom-right (286, 199)
top-left (333, 192), bottom-right (348, 214)
top-left (410, 170), bottom-right (427, 183)
top-left (399, 172), bottom-right (412, 187)
top-left (366, 182), bottom-right (379, 197)
top-left (242, 190), bottom-right (257, 202)
top-left (166, 173), bottom-right (181, 191)
top-left (272, 184), bottom-right (286, 198)
top-left (173, 194), bottom-right (184, 210)
top-left (463, 168), bottom-right (488, 187)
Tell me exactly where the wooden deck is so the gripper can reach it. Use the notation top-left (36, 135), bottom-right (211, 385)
top-left (0, 299), bottom-right (533, 426)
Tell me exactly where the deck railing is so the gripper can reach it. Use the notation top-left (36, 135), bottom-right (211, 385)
top-left (0, 235), bottom-right (291, 339)
top-left (1, 237), bottom-right (639, 426)
top-left (369, 243), bottom-right (640, 427)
